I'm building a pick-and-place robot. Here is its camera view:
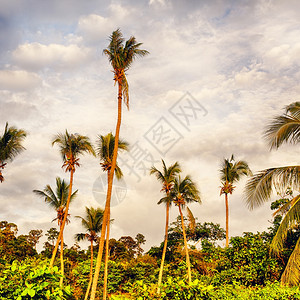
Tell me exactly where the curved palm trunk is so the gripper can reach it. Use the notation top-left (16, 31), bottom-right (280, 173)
top-left (90, 82), bottom-right (122, 300)
top-left (157, 201), bottom-right (170, 294)
top-left (59, 231), bottom-right (64, 288)
top-left (225, 193), bottom-right (229, 247)
top-left (178, 204), bottom-right (192, 284)
top-left (103, 206), bottom-right (110, 300)
top-left (50, 169), bottom-right (74, 268)
top-left (84, 240), bottom-right (94, 300)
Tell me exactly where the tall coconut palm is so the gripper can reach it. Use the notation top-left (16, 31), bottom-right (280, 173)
top-left (33, 177), bottom-right (77, 287)
top-left (90, 29), bottom-right (148, 300)
top-left (50, 130), bottom-right (95, 269)
top-left (220, 155), bottom-right (252, 247)
top-left (150, 160), bottom-right (181, 294)
top-left (0, 122), bottom-right (27, 182)
top-left (76, 207), bottom-right (104, 300)
top-left (245, 102), bottom-right (300, 286)
top-left (171, 175), bottom-right (201, 284)
top-left (96, 133), bottom-right (128, 300)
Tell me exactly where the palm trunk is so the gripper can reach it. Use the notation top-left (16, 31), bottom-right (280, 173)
top-left (90, 81), bottom-right (123, 300)
top-left (84, 240), bottom-right (94, 300)
top-left (59, 230), bottom-right (64, 288)
top-left (103, 206), bottom-right (110, 300)
top-left (225, 193), bottom-right (229, 247)
top-left (178, 204), bottom-right (192, 284)
top-left (50, 169), bottom-right (74, 268)
top-left (157, 201), bottom-right (170, 294)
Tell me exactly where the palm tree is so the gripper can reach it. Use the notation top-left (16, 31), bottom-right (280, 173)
top-left (76, 207), bottom-right (104, 300)
top-left (96, 133), bottom-right (128, 300)
top-left (171, 175), bottom-right (201, 284)
top-left (150, 160), bottom-right (181, 294)
top-left (245, 102), bottom-right (300, 286)
top-left (90, 29), bottom-right (148, 300)
top-left (50, 130), bottom-right (95, 269)
top-left (97, 133), bottom-right (129, 179)
top-left (0, 122), bottom-right (27, 182)
top-left (220, 155), bottom-right (252, 247)
top-left (33, 177), bottom-right (77, 287)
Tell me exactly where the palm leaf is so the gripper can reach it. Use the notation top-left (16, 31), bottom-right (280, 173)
top-left (103, 28), bottom-right (149, 109)
top-left (281, 237), bottom-right (300, 286)
top-left (270, 194), bottom-right (300, 253)
top-left (150, 160), bottom-right (181, 196)
top-left (220, 155), bottom-right (252, 184)
top-left (245, 166), bottom-right (300, 210)
top-left (186, 206), bottom-right (196, 235)
top-left (265, 102), bottom-right (300, 149)
top-left (0, 122), bottom-right (27, 162)
top-left (96, 133), bottom-right (128, 179)
top-left (75, 233), bottom-right (88, 242)
top-left (265, 115), bottom-right (300, 149)
top-left (52, 130), bottom-right (95, 171)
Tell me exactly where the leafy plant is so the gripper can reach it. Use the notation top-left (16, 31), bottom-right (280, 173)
top-left (0, 259), bottom-right (72, 299)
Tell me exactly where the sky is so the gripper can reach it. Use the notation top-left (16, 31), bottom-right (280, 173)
top-left (1, 0), bottom-right (300, 252)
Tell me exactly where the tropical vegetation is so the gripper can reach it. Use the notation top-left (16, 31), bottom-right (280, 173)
top-left (245, 101), bottom-right (300, 286)
top-left (1, 28), bottom-right (300, 299)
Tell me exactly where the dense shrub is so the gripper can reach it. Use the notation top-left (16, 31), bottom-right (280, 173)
top-left (0, 259), bottom-right (72, 300)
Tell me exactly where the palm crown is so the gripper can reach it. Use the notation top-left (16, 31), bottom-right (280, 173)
top-left (171, 175), bottom-right (201, 206)
top-left (220, 155), bottom-right (252, 195)
top-left (76, 207), bottom-right (104, 243)
top-left (0, 122), bottom-right (27, 182)
top-left (265, 102), bottom-right (300, 149)
top-left (150, 160), bottom-right (181, 203)
top-left (52, 130), bottom-right (95, 172)
top-left (33, 177), bottom-right (78, 225)
top-left (96, 133), bottom-right (129, 179)
top-left (103, 28), bottom-right (149, 108)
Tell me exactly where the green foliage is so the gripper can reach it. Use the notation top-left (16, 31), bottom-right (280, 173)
top-left (0, 259), bottom-right (72, 299)
top-left (213, 232), bottom-right (282, 286)
top-left (0, 222), bottom-right (37, 263)
top-left (118, 280), bottom-right (300, 300)
top-left (127, 278), bottom-right (213, 300)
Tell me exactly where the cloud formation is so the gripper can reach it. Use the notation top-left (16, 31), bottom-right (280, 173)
top-left (12, 43), bottom-right (92, 71)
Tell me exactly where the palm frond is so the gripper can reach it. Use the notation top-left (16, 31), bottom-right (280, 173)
top-left (172, 175), bottom-right (201, 206)
top-left (150, 160), bottom-right (181, 195)
top-left (0, 122), bottom-right (27, 162)
top-left (245, 166), bottom-right (300, 210)
top-left (265, 115), bottom-right (300, 149)
top-left (75, 233), bottom-right (88, 242)
top-left (96, 132), bottom-right (129, 179)
top-left (220, 155), bottom-right (252, 184)
top-left (270, 194), bottom-right (300, 253)
top-left (33, 177), bottom-right (77, 209)
top-left (52, 130), bottom-right (95, 171)
top-left (265, 102), bottom-right (300, 149)
top-left (281, 237), bottom-right (300, 286)
top-left (76, 206), bottom-right (104, 234)
top-left (186, 206), bottom-right (196, 235)
top-left (286, 102), bottom-right (300, 118)
top-left (157, 196), bottom-right (171, 206)
top-left (103, 28), bottom-right (149, 109)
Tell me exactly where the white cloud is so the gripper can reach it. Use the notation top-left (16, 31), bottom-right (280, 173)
top-left (78, 14), bottom-right (112, 43)
top-left (12, 42), bottom-right (92, 71)
top-left (0, 70), bottom-right (41, 91)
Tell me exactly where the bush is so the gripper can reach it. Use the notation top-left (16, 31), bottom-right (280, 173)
top-left (0, 259), bottom-right (72, 300)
